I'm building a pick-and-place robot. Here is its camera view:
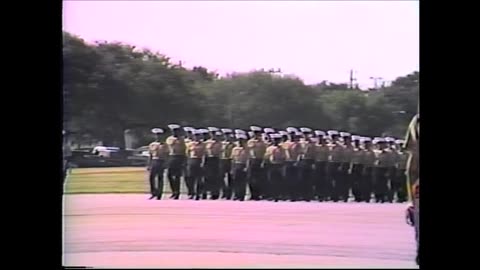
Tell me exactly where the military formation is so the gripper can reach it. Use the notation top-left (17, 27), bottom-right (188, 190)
top-left (147, 124), bottom-right (409, 203)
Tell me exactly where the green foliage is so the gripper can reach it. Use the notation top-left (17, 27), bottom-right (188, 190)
top-left (63, 31), bottom-right (419, 145)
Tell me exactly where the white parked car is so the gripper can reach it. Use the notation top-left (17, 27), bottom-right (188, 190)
top-left (92, 146), bottom-right (121, 158)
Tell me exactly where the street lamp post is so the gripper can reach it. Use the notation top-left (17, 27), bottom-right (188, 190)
top-left (369, 77), bottom-right (383, 90)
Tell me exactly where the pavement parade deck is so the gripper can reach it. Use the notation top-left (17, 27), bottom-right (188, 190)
top-left (63, 194), bottom-right (418, 268)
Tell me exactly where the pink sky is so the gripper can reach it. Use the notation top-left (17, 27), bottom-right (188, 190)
top-left (63, 1), bottom-right (419, 88)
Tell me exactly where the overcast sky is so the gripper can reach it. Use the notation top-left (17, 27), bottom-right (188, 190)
top-left (63, 0), bottom-right (419, 88)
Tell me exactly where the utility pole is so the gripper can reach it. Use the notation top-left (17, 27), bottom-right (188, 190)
top-left (349, 69), bottom-right (358, 89)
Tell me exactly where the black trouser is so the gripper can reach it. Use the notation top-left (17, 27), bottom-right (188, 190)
top-left (361, 167), bottom-right (374, 202)
top-left (220, 159), bottom-right (233, 199)
top-left (386, 166), bottom-right (396, 202)
top-left (262, 163), bottom-right (272, 199)
top-left (63, 159), bottom-right (68, 184)
top-left (248, 159), bottom-right (264, 200)
top-left (149, 159), bottom-right (165, 198)
top-left (268, 163), bottom-right (285, 200)
top-left (298, 159), bottom-right (315, 200)
top-left (186, 158), bottom-right (203, 198)
top-left (351, 164), bottom-right (364, 201)
top-left (185, 163), bottom-right (196, 197)
top-left (328, 162), bottom-right (342, 201)
top-left (339, 162), bottom-right (351, 202)
top-left (414, 198), bottom-right (420, 265)
top-left (204, 157), bottom-right (221, 198)
top-left (374, 167), bottom-right (388, 202)
top-left (285, 161), bottom-right (299, 200)
top-left (394, 169), bottom-right (407, 202)
top-left (167, 155), bottom-right (185, 197)
top-left (231, 163), bottom-right (248, 200)
top-left (314, 161), bottom-right (328, 200)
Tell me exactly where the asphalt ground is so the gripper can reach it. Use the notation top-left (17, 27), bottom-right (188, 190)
top-left (63, 194), bottom-right (418, 268)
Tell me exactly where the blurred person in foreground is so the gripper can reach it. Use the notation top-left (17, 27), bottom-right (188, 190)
top-left (404, 112), bottom-right (420, 265)
top-left (62, 130), bottom-right (72, 184)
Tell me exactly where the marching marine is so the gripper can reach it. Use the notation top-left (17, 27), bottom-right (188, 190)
top-left (184, 127), bottom-right (195, 144)
top-left (185, 129), bottom-right (207, 200)
top-left (394, 139), bottom-right (408, 202)
top-left (204, 127), bottom-right (223, 200)
top-left (166, 124), bottom-right (187, 200)
top-left (350, 135), bottom-right (365, 202)
top-left (246, 126), bottom-right (267, 200)
top-left (283, 128), bottom-right (303, 201)
top-left (147, 128), bottom-right (168, 200)
top-left (314, 130), bottom-right (330, 201)
top-left (220, 128), bottom-right (235, 199)
top-left (360, 137), bottom-right (376, 203)
top-left (183, 126), bottom-right (196, 197)
top-left (339, 132), bottom-right (353, 202)
top-left (384, 137), bottom-right (398, 203)
top-left (327, 130), bottom-right (343, 202)
top-left (299, 127), bottom-right (316, 201)
top-left (230, 132), bottom-right (250, 201)
top-left (373, 138), bottom-right (390, 203)
top-left (262, 127), bottom-right (276, 199)
top-left (263, 133), bottom-right (289, 202)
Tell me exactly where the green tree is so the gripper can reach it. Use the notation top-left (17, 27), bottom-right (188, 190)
top-left (63, 30), bottom-right (419, 146)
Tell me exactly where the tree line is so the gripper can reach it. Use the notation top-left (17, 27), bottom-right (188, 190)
top-left (63, 31), bottom-right (419, 148)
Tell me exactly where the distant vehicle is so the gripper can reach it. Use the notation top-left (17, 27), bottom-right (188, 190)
top-left (69, 145), bottom-right (148, 167)
top-left (92, 146), bottom-right (121, 157)
top-left (126, 146), bottom-right (149, 166)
